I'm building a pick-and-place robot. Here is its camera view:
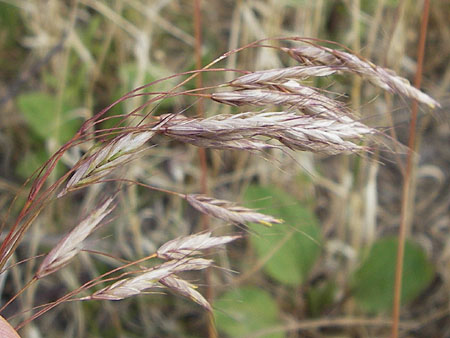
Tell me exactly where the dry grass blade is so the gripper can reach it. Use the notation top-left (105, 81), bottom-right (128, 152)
top-left (91, 258), bottom-right (212, 300)
top-left (157, 231), bottom-right (241, 260)
top-left (160, 275), bottom-right (212, 311)
top-left (283, 45), bottom-right (440, 108)
top-left (185, 195), bottom-right (283, 227)
top-left (36, 196), bottom-right (115, 278)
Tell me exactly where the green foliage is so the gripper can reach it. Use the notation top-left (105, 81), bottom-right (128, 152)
top-left (0, 3), bottom-right (25, 74)
top-left (214, 287), bottom-right (282, 338)
top-left (0, 4), bottom-right (23, 46)
top-left (15, 149), bottom-right (48, 179)
top-left (243, 185), bottom-right (321, 286)
top-left (16, 91), bottom-right (82, 179)
top-left (352, 237), bottom-right (434, 313)
top-left (118, 63), bottom-right (175, 111)
top-left (362, 0), bottom-right (399, 12)
top-left (306, 281), bottom-right (336, 317)
top-left (17, 91), bottom-right (81, 143)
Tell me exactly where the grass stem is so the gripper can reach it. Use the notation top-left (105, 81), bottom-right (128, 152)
top-left (391, 1), bottom-right (430, 337)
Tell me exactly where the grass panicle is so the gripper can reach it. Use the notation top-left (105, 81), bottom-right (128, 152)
top-left (90, 258), bottom-right (213, 301)
top-left (1, 37), bottom-right (439, 335)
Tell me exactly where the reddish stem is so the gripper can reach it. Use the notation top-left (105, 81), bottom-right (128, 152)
top-left (391, 1), bottom-right (430, 337)
top-left (193, 2), bottom-right (217, 338)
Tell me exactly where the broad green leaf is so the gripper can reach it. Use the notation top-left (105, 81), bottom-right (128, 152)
top-left (17, 92), bottom-right (81, 143)
top-left (214, 287), bottom-right (282, 338)
top-left (352, 237), bottom-right (434, 313)
top-left (243, 185), bottom-right (321, 286)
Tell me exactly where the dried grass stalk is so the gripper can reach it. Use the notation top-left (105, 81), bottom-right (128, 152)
top-left (36, 197), bottom-right (115, 278)
top-left (157, 232), bottom-right (241, 260)
top-left (283, 45), bottom-right (440, 108)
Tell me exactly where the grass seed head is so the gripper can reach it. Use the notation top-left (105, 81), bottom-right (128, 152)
top-left (157, 231), bottom-right (241, 260)
top-left (284, 45), bottom-right (440, 108)
top-left (91, 258), bottom-right (212, 300)
top-left (230, 65), bottom-right (338, 87)
top-left (161, 112), bottom-right (373, 154)
top-left (186, 195), bottom-right (283, 227)
top-left (59, 131), bottom-right (155, 196)
top-left (36, 197), bottom-right (115, 278)
top-left (160, 276), bottom-right (212, 311)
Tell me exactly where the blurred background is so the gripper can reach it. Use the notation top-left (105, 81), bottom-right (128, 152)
top-left (0, 0), bottom-right (448, 337)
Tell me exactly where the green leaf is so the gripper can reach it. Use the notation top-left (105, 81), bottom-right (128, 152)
top-left (352, 237), bottom-right (434, 313)
top-left (118, 63), bottom-right (175, 111)
top-left (243, 185), bottom-right (321, 286)
top-left (15, 149), bottom-right (48, 179)
top-left (17, 92), bottom-right (81, 143)
top-left (214, 287), bottom-right (282, 338)
top-left (307, 281), bottom-right (336, 317)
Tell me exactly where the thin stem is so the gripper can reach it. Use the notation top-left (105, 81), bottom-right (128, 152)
top-left (99, 178), bottom-right (184, 199)
top-left (193, 2), bottom-right (216, 337)
top-left (391, 1), bottom-right (430, 337)
top-left (0, 277), bottom-right (37, 314)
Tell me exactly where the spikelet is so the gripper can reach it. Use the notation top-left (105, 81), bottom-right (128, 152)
top-left (283, 45), bottom-right (440, 109)
top-left (229, 65), bottom-right (338, 86)
top-left (160, 112), bottom-right (374, 154)
top-left (160, 276), bottom-right (212, 311)
top-left (36, 197), bottom-right (115, 278)
top-left (157, 232), bottom-right (241, 260)
top-left (59, 131), bottom-right (155, 197)
top-left (91, 258), bottom-right (212, 300)
top-left (185, 195), bottom-right (283, 227)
